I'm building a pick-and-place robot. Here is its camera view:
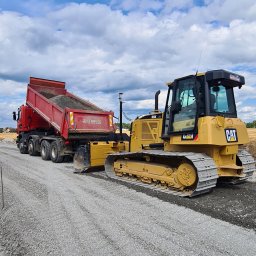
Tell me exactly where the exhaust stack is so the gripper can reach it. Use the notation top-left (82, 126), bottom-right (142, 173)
top-left (155, 90), bottom-right (161, 112)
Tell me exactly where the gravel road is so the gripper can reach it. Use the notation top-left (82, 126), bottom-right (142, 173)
top-left (0, 142), bottom-right (256, 256)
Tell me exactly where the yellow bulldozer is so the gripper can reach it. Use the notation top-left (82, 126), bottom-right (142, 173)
top-left (75, 69), bottom-right (256, 197)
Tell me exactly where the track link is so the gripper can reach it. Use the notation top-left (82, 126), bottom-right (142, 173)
top-left (105, 150), bottom-right (218, 197)
top-left (219, 150), bottom-right (256, 185)
top-left (238, 149), bottom-right (256, 179)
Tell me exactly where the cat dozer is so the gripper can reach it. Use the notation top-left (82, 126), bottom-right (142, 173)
top-left (105, 70), bottom-right (255, 197)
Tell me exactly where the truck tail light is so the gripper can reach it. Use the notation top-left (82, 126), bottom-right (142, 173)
top-left (109, 115), bottom-right (113, 127)
top-left (70, 112), bottom-right (74, 126)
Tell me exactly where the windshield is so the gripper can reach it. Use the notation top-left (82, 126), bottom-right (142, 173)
top-left (209, 83), bottom-right (236, 116)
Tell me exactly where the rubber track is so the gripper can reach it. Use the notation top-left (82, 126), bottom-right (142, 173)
top-left (105, 150), bottom-right (218, 197)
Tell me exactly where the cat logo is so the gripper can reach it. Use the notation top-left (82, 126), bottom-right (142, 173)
top-left (225, 129), bottom-right (238, 143)
top-left (182, 133), bottom-right (194, 140)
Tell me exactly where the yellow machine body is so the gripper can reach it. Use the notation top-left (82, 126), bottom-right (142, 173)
top-left (90, 141), bottom-right (128, 167)
top-left (165, 116), bottom-right (249, 178)
top-left (105, 69), bottom-right (255, 197)
top-left (109, 114), bottom-right (251, 196)
top-left (129, 113), bottom-right (163, 152)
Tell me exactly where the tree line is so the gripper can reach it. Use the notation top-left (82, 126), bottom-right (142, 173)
top-left (114, 123), bottom-right (131, 130)
top-left (246, 121), bottom-right (256, 128)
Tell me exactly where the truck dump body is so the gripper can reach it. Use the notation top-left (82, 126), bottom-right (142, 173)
top-left (26, 77), bottom-right (114, 139)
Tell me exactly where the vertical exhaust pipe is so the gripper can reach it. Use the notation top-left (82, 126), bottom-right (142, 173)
top-left (119, 93), bottom-right (123, 140)
top-left (155, 90), bottom-right (161, 112)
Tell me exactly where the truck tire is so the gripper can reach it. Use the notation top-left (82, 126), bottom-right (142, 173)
top-left (41, 140), bottom-right (51, 160)
top-left (50, 141), bottom-right (64, 163)
top-left (19, 142), bottom-right (28, 154)
top-left (28, 139), bottom-right (39, 156)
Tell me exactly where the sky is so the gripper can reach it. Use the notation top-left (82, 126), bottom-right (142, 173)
top-left (0, 0), bottom-right (256, 127)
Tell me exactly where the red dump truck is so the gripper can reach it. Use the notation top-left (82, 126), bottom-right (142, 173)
top-left (13, 77), bottom-right (126, 165)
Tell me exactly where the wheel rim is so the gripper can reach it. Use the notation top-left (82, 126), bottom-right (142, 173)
top-left (28, 141), bottom-right (33, 153)
top-left (52, 146), bottom-right (57, 159)
top-left (41, 146), bottom-right (46, 157)
top-left (20, 143), bottom-right (24, 152)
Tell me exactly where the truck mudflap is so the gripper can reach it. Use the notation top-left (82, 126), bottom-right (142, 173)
top-left (105, 150), bottom-right (218, 197)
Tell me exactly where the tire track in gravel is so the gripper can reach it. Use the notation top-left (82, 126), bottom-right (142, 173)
top-left (63, 184), bottom-right (168, 255)
top-left (0, 165), bottom-right (63, 254)
top-left (89, 169), bottom-right (256, 231)
top-left (1, 142), bottom-right (256, 256)
top-left (49, 174), bottom-right (196, 256)
top-left (0, 146), bottom-right (86, 255)
top-left (46, 165), bottom-right (256, 256)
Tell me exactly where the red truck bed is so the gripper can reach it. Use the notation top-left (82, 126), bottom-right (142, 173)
top-left (26, 77), bottom-right (114, 139)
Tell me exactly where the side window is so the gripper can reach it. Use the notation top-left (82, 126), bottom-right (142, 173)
top-left (210, 85), bottom-right (230, 113)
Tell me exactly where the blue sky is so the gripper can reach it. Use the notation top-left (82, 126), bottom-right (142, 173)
top-left (0, 0), bottom-right (256, 127)
top-left (0, 0), bottom-right (206, 14)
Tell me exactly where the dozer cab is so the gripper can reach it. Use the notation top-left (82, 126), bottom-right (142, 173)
top-left (105, 69), bottom-right (255, 197)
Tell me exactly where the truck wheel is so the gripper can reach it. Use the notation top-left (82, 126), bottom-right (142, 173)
top-left (50, 141), bottom-right (64, 163)
top-left (19, 142), bottom-right (28, 154)
top-left (28, 139), bottom-right (38, 156)
top-left (41, 140), bottom-right (51, 160)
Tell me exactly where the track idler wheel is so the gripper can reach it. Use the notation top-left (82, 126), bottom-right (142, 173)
top-left (176, 163), bottom-right (197, 187)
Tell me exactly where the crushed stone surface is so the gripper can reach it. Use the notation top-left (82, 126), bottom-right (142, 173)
top-left (0, 245), bottom-right (5, 256)
top-left (49, 95), bottom-right (100, 111)
top-left (0, 138), bottom-right (15, 144)
top-left (0, 142), bottom-right (256, 256)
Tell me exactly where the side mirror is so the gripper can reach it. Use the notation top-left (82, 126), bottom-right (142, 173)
top-left (170, 101), bottom-right (182, 114)
top-left (13, 112), bottom-right (17, 121)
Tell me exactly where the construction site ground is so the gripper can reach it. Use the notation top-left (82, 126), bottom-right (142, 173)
top-left (0, 140), bottom-right (256, 255)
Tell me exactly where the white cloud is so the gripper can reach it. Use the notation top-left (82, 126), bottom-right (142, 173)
top-left (0, 100), bottom-right (22, 127)
top-left (0, 79), bottom-right (26, 97)
top-left (0, 0), bottom-right (256, 127)
top-left (237, 105), bottom-right (256, 122)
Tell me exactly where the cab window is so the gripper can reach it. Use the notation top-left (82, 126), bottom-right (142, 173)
top-left (209, 84), bottom-right (236, 116)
